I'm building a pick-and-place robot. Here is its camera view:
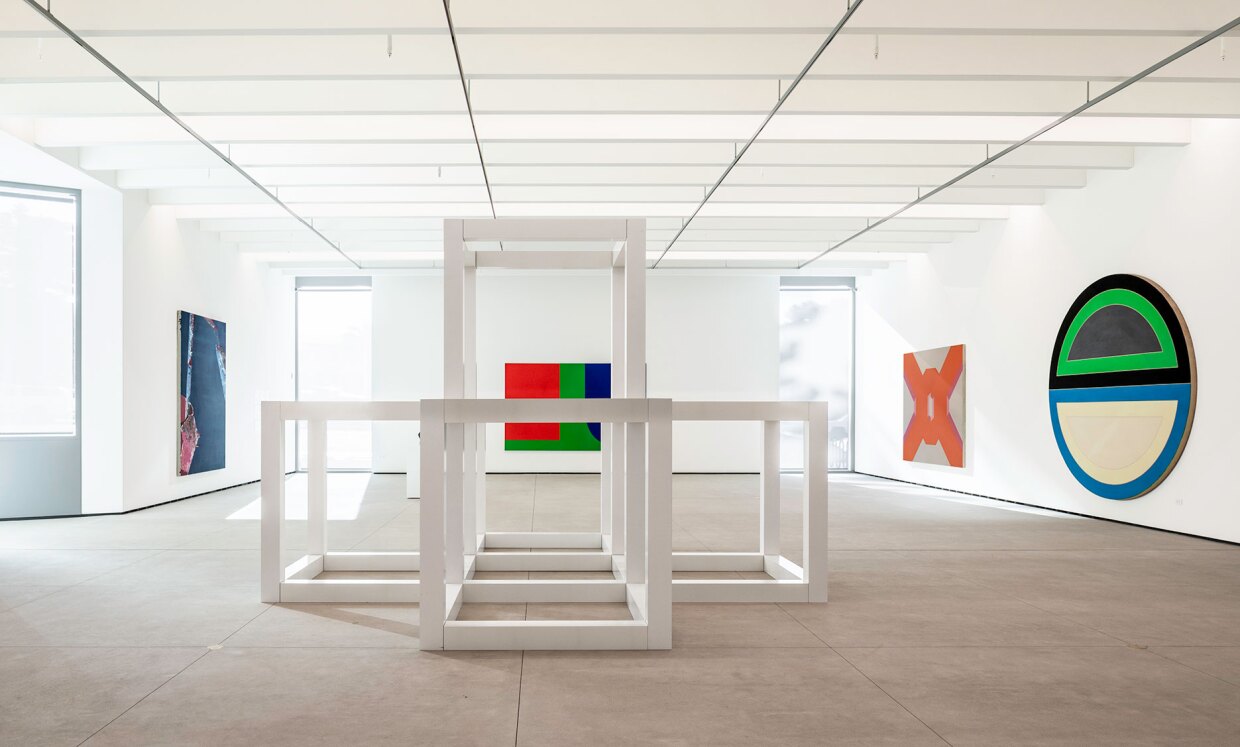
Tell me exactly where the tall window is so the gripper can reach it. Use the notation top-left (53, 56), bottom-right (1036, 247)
top-left (0, 183), bottom-right (78, 436)
top-left (780, 282), bottom-right (854, 471)
top-left (296, 280), bottom-right (373, 470)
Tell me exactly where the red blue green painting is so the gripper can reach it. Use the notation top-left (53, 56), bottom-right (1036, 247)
top-left (504, 363), bottom-right (610, 451)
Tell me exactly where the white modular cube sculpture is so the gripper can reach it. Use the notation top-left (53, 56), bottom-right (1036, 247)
top-left (258, 216), bottom-right (829, 651)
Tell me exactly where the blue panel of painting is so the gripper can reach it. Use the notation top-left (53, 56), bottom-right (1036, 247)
top-left (584, 363), bottom-right (611, 441)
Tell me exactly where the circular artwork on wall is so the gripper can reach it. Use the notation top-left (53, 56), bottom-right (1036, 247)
top-left (1048, 274), bottom-right (1196, 500)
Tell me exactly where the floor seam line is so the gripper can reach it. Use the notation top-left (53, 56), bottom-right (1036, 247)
top-left (829, 645), bottom-right (956, 747)
top-left (776, 602), bottom-right (954, 746)
top-left (216, 602), bottom-right (278, 646)
top-left (2, 548), bottom-right (172, 614)
top-left (1143, 647), bottom-right (1240, 689)
top-left (74, 647), bottom-right (213, 746)
top-left (981, 586), bottom-right (1134, 647)
top-left (514, 649), bottom-right (525, 747)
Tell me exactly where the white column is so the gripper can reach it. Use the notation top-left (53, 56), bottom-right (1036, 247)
top-left (445, 421), bottom-right (464, 585)
top-left (475, 420), bottom-right (487, 549)
top-left (419, 400), bottom-right (446, 650)
top-left (600, 422), bottom-right (612, 543)
top-left (609, 258), bottom-right (626, 554)
top-left (462, 263), bottom-right (478, 554)
top-left (622, 220), bottom-right (646, 575)
top-left (444, 219), bottom-right (465, 399)
top-left (307, 418), bottom-right (327, 558)
top-left (645, 399), bottom-right (673, 649)
top-left (259, 402), bottom-right (285, 603)
top-left (760, 420), bottom-right (780, 561)
top-left (804, 402), bottom-right (829, 602)
top-left (624, 219), bottom-right (647, 398)
top-left (442, 220), bottom-right (467, 583)
top-left (625, 417), bottom-right (646, 585)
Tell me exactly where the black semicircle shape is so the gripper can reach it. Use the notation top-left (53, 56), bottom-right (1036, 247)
top-left (1066, 304), bottom-right (1161, 361)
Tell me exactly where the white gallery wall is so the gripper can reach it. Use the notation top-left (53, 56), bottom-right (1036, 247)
top-left (373, 272), bottom-right (779, 479)
top-left (855, 119), bottom-right (1240, 543)
top-left (121, 193), bottom-right (294, 511)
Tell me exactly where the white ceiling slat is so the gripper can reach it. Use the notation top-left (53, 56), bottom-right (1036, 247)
top-left (76, 141), bottom-right (1119, 170)
top-left (2, 0), bottom-right (1232, 35)
top-left (117, 165), bottom-right (483, 189)
top-left (34, 114), bottom-right (1192, 147)
top-left (667, 230), bottom-right (961, 244)
top-left (446, 33), bottom-right (1239, 81)
top-left (220, 229), bottom-right (445, 244)
top-left (228, 143), bottom-right (483, 166)
top-left (0, 0), bottom-right (447, 33)
top-left (34, 114), bottom-right (476, 145)
top-left (449, 0), bottom-right (1237, 35)
top-left (171, 201), bottom-right (1013, 221)
top-left (8, 79), bottom-right (1240, 118)
top-left (6, 33), bottom-right (1237, 83)
top-left (0, 35), bottom-right (459, 80)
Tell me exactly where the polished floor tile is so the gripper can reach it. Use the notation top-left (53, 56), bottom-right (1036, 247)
top-left (781, 582), bottom-right (1120, 648)
top-left (1149, 646), bottom-right (1240, 687)
top-left (2, 472), bottom-right (1238, 746)
top-left (82, 648), bottom-right (522, 746)
top-left (222, 604), bottom-right (420, 648)
top-left (516, 648), bottom-right (944, 746)
top-left (0, 646), bottom-right (205, 747)
top-left (837, 645), bottom-right (1240, 746)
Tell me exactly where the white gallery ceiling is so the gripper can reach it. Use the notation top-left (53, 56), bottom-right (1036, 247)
top-left (1, 0), bottom-right (1238, 273)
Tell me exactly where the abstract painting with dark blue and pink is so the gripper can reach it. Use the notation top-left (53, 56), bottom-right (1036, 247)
top-left (178, 311), bottom-right (226, 476)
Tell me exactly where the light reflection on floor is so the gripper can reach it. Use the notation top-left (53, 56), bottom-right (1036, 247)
top-left (227, 472), bottom-right (372, 521)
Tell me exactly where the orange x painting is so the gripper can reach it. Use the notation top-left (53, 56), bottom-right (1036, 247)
top-left (902, 345), bottom-right (966, 468)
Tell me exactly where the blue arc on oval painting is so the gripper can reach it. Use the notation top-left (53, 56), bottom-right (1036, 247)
top-left (1047, 274), bottom-right (1195, 500)
top-left (179, 311), bottom-right (227, 476)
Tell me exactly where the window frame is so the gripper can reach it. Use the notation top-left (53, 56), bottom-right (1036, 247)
top-left (0, 179), bottom-right (82, 440)
top-left (778, 279), bottom-right (857, 472)
top-left (293, 277), bottom-right (374, 471)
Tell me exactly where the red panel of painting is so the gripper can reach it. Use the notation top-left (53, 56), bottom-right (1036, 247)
top-left (506, 422), bottom-right (560, 440)
top-left (505, 363), bottom-right (560, 441)
top-left (505, 363), bottom-right (559, 398)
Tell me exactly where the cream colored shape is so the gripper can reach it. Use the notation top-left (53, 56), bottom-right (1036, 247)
top-left (1057, 400), bottom-right (1178, 485)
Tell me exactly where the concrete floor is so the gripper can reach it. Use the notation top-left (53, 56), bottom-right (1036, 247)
top-left (2, 473), bottom-right (1239, 745)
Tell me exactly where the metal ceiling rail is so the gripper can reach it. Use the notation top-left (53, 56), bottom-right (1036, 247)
top-left (20, 0), bottom-right (362, 270)
top-left (650, 0), bottom-right (866, 268)
top-left (442, 0), bottom-right (500, 227)
top-left (798, 14), bottom-right (1240, 269)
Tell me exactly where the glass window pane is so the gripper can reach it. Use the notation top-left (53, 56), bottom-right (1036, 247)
top-left (780, 288), bottom-right (853, 470)
top-left (0, 188), bottom-right (77, 435)
top-left (296, 288), bottom-right (372, 470)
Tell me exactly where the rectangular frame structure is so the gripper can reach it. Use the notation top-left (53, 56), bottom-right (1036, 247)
top-left (258, 397), bottom-right (828, 644)
top-left (443, 217), bottom-right (646, 571)
top-left (420, 397), bottom-right (672, 651)
top-left (260, 400), bottom-right (422, 604)
top-left (670, 401), bottom-right (829, 603)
